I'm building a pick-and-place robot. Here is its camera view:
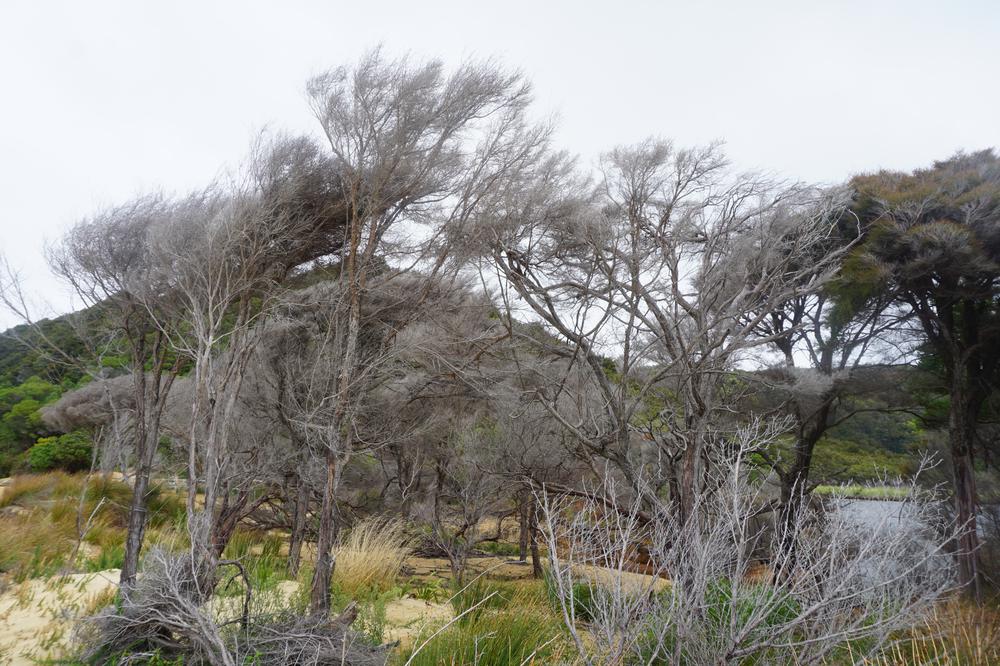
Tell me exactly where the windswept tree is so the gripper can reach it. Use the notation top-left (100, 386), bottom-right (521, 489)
top-left (483, 139), bottom-right (850, 523)
top-left (28, 197), bottom-right (182, 590)
top-left (127, 130), bottom-right (347, 596)
top-left (300, 48), bottom-right (549, 615)
top-left (842, 149), bottom-right (1000, 600)
top-left (737, 201), bottom-right (917, 568)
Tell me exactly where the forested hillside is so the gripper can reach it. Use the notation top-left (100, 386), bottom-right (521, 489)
top-left (0, 318), bottom-right (90, 475)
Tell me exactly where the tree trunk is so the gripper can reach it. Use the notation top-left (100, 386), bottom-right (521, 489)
top-left (121, 429), bottom-right (151, 589)
top-left (949, 384), bottom-right (982, 602)
top-left (120, 340), bottom-right (151, 591)
top-left (121, 361), bottom-right (172, 590)
top-left (288, 476), bottom-right (310, 577)
top-left (775, 398), bottom-right (831, 578)
top-left (310, 451), bottom-right (340, 615)
top-left (529, 497), bottom-right (542, 579)
top-left (518, 493), bottom-right (529, 562)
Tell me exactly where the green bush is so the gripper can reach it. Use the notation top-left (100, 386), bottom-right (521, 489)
top-left (637, 578), bottom-right (801, 664)
top-left (543, 570), bottom-right (596, 621)
top-left (480, 540), bottom-right (520, 557)
top-left (27, 431), bottom-right (92, 472)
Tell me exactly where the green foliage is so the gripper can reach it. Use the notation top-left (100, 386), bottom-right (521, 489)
top-left (809, 436), bottom-right (912, 482)
top-left (637, 579), bottom-right (800, 665)
top-left (0, 375), bottom-right (66, 474)
top-left (543, 570), bottom-right (596, 621)
top-left (0, 319), bottom-right (87, 388)
top-left (703, 578), bottom-right (800, 630)
top-left (27, 431), bottom-right (93, 472)
top-left (842, 151), bottom-right (1000, 424)
top-left (826, 406), bottom-right (921, 454)
top-left (765, 402), bottom-right (921, 483)
top-left (479, 540), bottom-right (519, 557)
top-left (4, 398), bottom-right (44, 435)
top-left (0, 376), bottom-right (61, 426)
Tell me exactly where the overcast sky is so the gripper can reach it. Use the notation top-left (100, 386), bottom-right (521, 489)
top-left (1, 0), bottom-right (998, 328)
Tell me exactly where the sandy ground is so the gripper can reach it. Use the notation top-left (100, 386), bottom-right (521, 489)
top-left (384, 597), bottom-right (453, 644)
top-left (0, 569), bottom-right (119, 666)
top-left (0, 568), bottom-right (456, 664)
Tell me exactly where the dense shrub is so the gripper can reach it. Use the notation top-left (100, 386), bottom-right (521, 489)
top-left (27, 431), bottom-right (92, 472)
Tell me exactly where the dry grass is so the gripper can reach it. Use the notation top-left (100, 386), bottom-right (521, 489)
top-left (0, 471), bottom-right (70, 508)
top-left (859, 600), bottom-right (1000, 665)
top-left (0, 508), bottom-right (76, 581)
top-left (332, 516), bottom-right (410, 598)
top-left (0, 472), bottom-right (186, 581)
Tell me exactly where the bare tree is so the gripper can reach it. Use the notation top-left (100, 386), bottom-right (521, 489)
top-left (481, 396), bottom-right (584, 577)
top-left (139, 131), bottom-right (343, 594)
top-left (427, 415), bottom-right (505, 584)
top-left (737, 209), bottom-right (919, 571)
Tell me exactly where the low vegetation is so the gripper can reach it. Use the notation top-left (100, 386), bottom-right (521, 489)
top-left (0, 471), bottom-right (998, 664)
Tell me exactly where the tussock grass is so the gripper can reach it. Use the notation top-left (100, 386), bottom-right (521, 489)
top-left (0, 509), bottom-right (74, 581)
top-left (399, 578), bottom-right (566, 666)
top-left (0, 472), bottom-right (186, 581)
top-left (860, 600), bottom-right (1000, 665)
top-left (1, 472), bottom-right (184, 527)
top-left (333, 516), bottom-right (410, 598)
top-left (0, 471), bottom-right (69, 507)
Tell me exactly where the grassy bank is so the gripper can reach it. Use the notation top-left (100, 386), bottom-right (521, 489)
top-left (813, 484), bottom-right (912, 501)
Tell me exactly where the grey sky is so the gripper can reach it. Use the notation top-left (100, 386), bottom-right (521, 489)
top-left (1, 0), bottom-right (998, 328)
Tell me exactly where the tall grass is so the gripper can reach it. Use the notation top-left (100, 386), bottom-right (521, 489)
top-left (219, 528), bottom-right (287, 597)
top-left (0, 509), bottom-right (73, 581)
top-left (860, 601), bottom-right (1000, 665)
top-left (0, 471), bottom-right (69, 507)
top-left (399, 579), bottom-right (566, 666)
top-left (0, 472), bottom-right (186, 581)
top-left (333, 516), bottom-right (410, 598)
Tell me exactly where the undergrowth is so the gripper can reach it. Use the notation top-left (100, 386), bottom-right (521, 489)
top-left (399, 578), bottom-right (566, 666)
top-left (0, 472), bottom-right (185, 581)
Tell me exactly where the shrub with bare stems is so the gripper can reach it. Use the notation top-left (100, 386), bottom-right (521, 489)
top-left (539, 418), bottom-right (959, 665)
top-left (76, 547), bottom-right (388, 666)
